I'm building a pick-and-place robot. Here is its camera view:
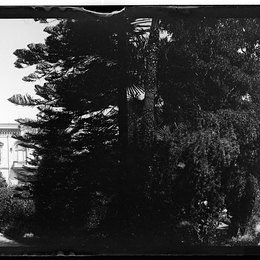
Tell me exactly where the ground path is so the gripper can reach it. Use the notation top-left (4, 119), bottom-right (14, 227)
top-left (0, 233), bottom-right (24, 247)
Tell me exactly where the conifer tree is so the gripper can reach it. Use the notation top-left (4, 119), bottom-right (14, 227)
top-left (10, 18), bottom-right (122, 235)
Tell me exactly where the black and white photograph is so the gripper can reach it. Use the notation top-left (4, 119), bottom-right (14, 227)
top-left (1, 2), bottom-right (260, 256)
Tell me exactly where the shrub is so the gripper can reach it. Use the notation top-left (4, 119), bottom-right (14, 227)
top-left (0, 172), bottom-right (7, 188)
top-left (148, 108), bottom-right (260, 245)
top-left (0, 187), bottom-right (35, 239)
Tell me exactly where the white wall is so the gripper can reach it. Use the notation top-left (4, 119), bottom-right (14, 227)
top-left (0, 125), bottom-right (34, 186)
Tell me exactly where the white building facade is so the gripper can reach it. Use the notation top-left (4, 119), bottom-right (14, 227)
top-left (0, 123), bottom-right (32, 186)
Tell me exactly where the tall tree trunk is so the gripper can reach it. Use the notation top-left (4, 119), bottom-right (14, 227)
top-left (142, 18), bottom-right (160, 148)
top-left (118, 28), bottom-right (128, 174)
top-left (139, 18), bottom-right (160, 216)
top-left (102, 25), bottom-right (130, 235)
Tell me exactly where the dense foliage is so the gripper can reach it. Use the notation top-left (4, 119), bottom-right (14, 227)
top-left (8, 9), bottom-right (260, 247)
top-left (0, 187), bottom-right (35, 238)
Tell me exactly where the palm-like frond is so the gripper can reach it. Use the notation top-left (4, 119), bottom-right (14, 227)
top-left (124, 18), bottom-right (151, 101)
top-left (155, 125), bottom-right (172, 142)
top-left (127, 84), bottom-right (144, 99)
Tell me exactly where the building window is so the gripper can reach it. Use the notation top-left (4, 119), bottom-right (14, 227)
top-left (15, 144), bottom-right (26, 163)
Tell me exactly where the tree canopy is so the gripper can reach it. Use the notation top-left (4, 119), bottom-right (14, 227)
top-left (9, 9), bottom-right (260, 246)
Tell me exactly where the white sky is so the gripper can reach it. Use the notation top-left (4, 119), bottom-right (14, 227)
top-left (0, 19), bottom-right (48, 123)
